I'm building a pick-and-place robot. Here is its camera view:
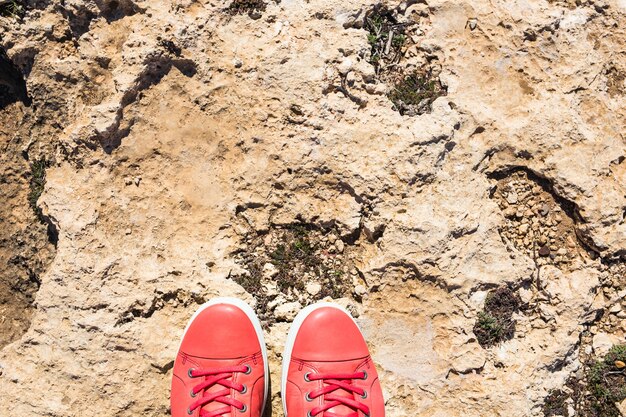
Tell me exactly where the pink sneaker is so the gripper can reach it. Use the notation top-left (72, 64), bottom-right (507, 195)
top-left (170, 298), bottom-right (268, 417)
top-left (282, 302), bottom-right (385, 417)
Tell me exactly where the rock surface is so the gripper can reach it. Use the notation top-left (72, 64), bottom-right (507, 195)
top-left (0, 0), bottom-right (625, 416)
top-left (592, 332), bottom-right (617, 356)
top-left (618, 399), bottom-right (626, 417)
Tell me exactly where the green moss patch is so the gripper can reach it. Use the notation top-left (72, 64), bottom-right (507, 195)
top-left (226, 0), bottom-right (268, 18)
top-left (473, 287), bottom-right (520, 347)
top-left (388, 68), bottom-right (447, 116)
top-left (586, 345), bottom-right (626, 416)
top-left (0, 0), bottom-right (25, 18)
top-left (362, 4), bottom-right (447, 116)
top-left (28, 159), bottom-right (47, 218)
top-left (364, 5), bottom-right (407, 72)
top-left (542, 389), bottom-right (570, 416)
top-left (542, 345), bottom-right (626, 417)
top-left (232, 224), bottom-right (356, 325)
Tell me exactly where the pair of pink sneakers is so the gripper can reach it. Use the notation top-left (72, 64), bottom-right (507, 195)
top-left (170, 298), bottom-right (384, 417)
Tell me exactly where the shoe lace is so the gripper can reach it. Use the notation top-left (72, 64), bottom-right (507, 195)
top-left (307, 371), bottom-right (370, 417)
top-left (187, 365), bottom-right (249, 417)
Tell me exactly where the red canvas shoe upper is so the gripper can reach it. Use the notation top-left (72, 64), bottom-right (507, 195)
top-left (284, 305), bottom-right (385, 417)
top-left (171, 300), bottom-right (267, 417)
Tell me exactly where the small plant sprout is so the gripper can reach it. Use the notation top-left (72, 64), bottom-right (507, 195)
top-left (473, 287), bottom-right (520, 348)
top-left (0, 0), bottom-right (25, 18)
top-left (226, 0), bottom-right (268, 17)
top-left (28, 159), bottom-right (47, 217)
top-left (364, 6), bottom-right (407, 72)
top-left (388, 68), bottom-right (447, 116)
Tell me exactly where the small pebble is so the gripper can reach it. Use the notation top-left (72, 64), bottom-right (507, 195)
top-left (337, 58), bottom-right (353, 75)
top-left (615, 360), bottom-right (625, 369)
top-left (503, 207), bottom-right (516, 217)
top-left (305, 282), bottom-right (321, 296)
top-left (539, 245), bottom-right (551, 257)
top-left (506, 192), bottom-right (518, 204)
top-left (354, 284), bottom-right (367, 296)
top-left (263, 262), bottom-right (279, 278)
top-left (275, 302), bottom-right (302, 321)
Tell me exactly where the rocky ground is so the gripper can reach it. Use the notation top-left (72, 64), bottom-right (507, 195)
top-left (0, 0), bottom-right (624, 416)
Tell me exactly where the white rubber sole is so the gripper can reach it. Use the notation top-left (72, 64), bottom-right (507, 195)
top-left (179, 297), bottom-right (269, 416)
top-left (280, 302), bottom-right (359, 417)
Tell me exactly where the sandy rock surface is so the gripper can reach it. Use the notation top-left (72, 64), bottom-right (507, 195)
top-left (0, 0), bottom-right (624, 416)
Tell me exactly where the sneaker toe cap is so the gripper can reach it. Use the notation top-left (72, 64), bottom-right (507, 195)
top-left (292, 306), bottom-right (370, 361)
top-left (180, 303), bottom-right (261, 358)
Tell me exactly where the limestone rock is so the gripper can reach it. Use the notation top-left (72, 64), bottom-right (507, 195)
top-left (592, 333), bottom-right (616, 357)
top-left (274, 302), bottom-right (302, 322)
top-left (305, 282), bottom-right (322, 296)
top-left (618, 398), bottom-right (626, 417)
top-left (263, 262), bottom-right (279, 279)
top-left (0, 0), bottom-right (624, 416)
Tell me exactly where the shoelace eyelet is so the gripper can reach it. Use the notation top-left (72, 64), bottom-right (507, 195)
top-left (307, 411), bottom-right (313, 417)
top-left (305, 392), bottom-right (313, 402)
top-left (361, 390), bottom-right (368, 399)
top-left (187, 368), bottom-right (195, 378)
top-left (190, 389), bottom-right (197, 398)
top-left (361, 371), bottom-right (368, 380)
top-left (304, 372), bottom-right (312, 382)
top-left (239, 404), bottom-right (247, 413)
top-left (187, 407), bottom-right (193, 415)
top-left (244, 365), bottom-right (252, 375)
top-left (239, 384), bottom-right (247, 394)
